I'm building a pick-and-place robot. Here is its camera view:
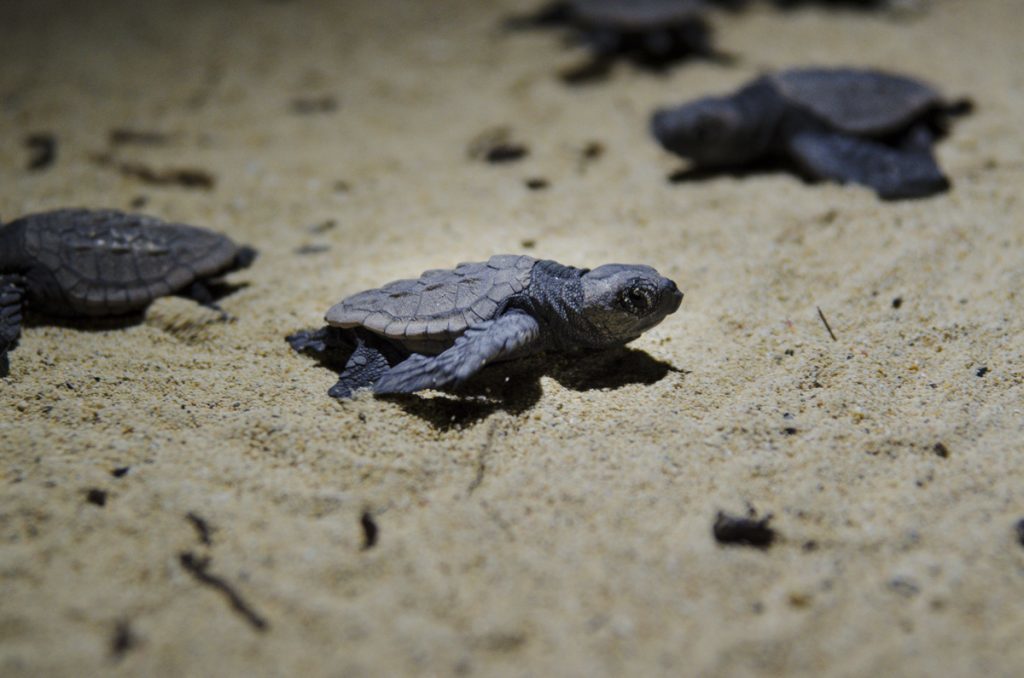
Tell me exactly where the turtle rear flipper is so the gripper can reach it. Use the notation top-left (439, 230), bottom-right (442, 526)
top-left (0, 276), bottom-right (25, 377)
top-left (177, 280), bottom-right (229, 318)
top-left (374, 311), bottom-right (542, 395)
top-left (787, 131), bottom-right (949, 200)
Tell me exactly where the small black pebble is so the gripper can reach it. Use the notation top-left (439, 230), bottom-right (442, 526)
top-left (582, 140), bottom-right (604, 160)
top-left (110, 619), bottom-right (138, 659)
top-left (115, 161), bottom-right (216, 190)
top-left (360, 511), bottom-right (378, 550)
top-left (525, 178), bottom-right (549, 190)
top-left (25, 133), bottom-right (57, 171)
top-left (888, 577), bottom-right (920, 598)
top-left (307, 219), bottom-right (337, 234)
top-left (1014, 518), bottom-right (1024, 547)
top-left (782, 427), bottom-right (798, 435)
top-left (109, 129), bottom-right (172, 146)
top-left (784, 349), bottom-right (794, 356)
top-left (86, 489), bottom-right (108, 506)
top-left (933, 443), bottom-right (950, 459)
top-left (486, 144), bottom-right (528, 163)
top-left (892, 296), bottom-right (903, 309)
top-left (294, 244), bottom-right (331, 255)
top-left (976, 366), bottom-right (989, 377)
top-left (713, 511), bottom-right (776, 549)
top-left (110, 466), bottom-right (131, 478)
top-left (290, 95), bottom-right (338, 114)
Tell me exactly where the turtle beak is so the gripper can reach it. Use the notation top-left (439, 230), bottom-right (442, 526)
top-left (663, 279), bottom-right (684, 314)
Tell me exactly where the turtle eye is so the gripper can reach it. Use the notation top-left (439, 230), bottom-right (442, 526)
top-left (619, 284), bottom-right (656, 316)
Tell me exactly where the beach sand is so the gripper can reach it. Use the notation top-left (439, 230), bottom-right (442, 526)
top-left (2, 0), bottom-right (1023, 675)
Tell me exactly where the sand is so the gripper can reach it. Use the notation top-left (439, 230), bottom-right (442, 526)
top-left (2, 0), bottom-right (1023, 675)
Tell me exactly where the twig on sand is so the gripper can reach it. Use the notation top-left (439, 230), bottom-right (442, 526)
top-left (179, 552), bottom-right (269, 632)
top-left (816, 306), bottom-right (837, 342)
top-left (468, 420), bottom-right (499, 496)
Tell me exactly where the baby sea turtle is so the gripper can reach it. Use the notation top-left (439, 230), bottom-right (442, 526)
top-left (508, 0), bottom-right (719, 83)
top-left (651, 67), bottom-right (971, 199)
top-left (287, 255), bottom-right (683, 398)
top-left (716, 0), bottom-right (891, 8)
top-left (0, 208), bottom-right (257, 376)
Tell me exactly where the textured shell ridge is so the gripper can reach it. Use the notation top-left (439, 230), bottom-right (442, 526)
top-left (19, 210), bottom-right (241, 311)
top-left (773, 67), bottom-right (940, 136)
top-left (326, 255), bottom-right (536, 340)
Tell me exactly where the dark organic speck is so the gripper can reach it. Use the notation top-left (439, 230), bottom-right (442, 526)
top-left (86, 488), bottom-right (108, 506)
top-left (25, 133), bottom-right (57, 171)
top-left (713, 510), bottom-right (777, 549)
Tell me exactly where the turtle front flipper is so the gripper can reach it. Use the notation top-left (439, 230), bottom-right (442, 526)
top-left (0, 276), bottom-right (26, 378)
top-left (787, 131), bottom-right (949, 200)
top-left (374, 311), bottom-right (542, 395)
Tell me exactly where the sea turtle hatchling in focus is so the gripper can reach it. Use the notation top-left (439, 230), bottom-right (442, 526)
top-left (287, 256), bottom-right (683, 398)
top-left (0, 208), bottom-right (257, 376)
top-left (651, 67), bottom-right (972, 199)
top-left (507, 0), bottom-right (720, 83)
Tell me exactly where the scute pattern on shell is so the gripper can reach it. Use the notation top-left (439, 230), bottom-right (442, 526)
top-left (326, 255), bottom-right (536, 341)
top-left (20, 209), bottom-right (239, 314)
top-left (772, 68), bottom-right (940, 136)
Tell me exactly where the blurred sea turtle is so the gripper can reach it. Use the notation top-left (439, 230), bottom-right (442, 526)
top-left (651, 67), bottom-right (971, 199)
top-left (0, 208), bottom-right (257, 376)
top-left (711, 0), bottom-right (922, 9)
top-left (507, 0), bottom-right (722, 83)
top-left (287, 255), bottom-right (683, 398)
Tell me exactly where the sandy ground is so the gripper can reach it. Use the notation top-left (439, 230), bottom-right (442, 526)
top-left (2, 0), bottom-right (1023, 675)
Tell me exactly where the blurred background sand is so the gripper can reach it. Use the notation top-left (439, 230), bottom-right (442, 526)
top-left (1, 0), bottom-right (1023, 675)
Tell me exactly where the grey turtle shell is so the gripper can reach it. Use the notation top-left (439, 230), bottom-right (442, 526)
top-left (1, 208), bottom-right (242, 316)
top-left (326, 255), bottom-right (536, 352)
top-left (771, 68), bottom-right (942, 136)
top-left (572, 0), bottom-right (705, 29)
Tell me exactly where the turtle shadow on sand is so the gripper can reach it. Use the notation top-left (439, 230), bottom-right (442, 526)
top-left (666, 156), bottom-right (873, 191)
top-left (667, 157), bottom-right (783, 185)
top-left (22, 310), bottom-right (147, 332)
top-left (21, 281), bottom-right (251, 332)
top-left (309, 346), bottom-right (681, 431)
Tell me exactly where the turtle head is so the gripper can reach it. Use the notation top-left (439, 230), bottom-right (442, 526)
top-left (233, 245), bottom-right (258, 271)
top-left (577, 264), bottom-right (683, 346)
top-left (651, 96), bottom-right (758, 166)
